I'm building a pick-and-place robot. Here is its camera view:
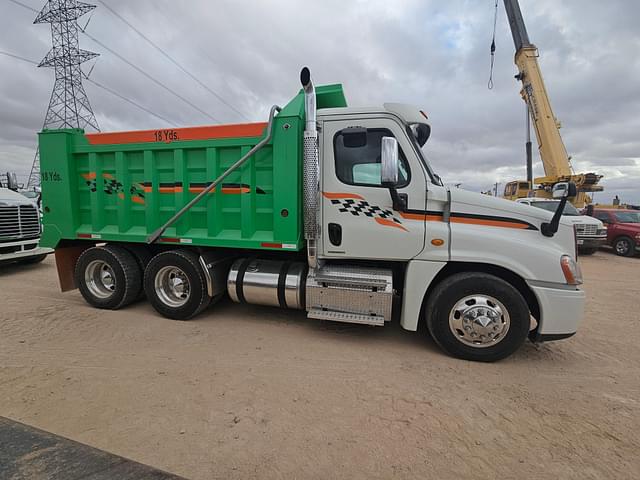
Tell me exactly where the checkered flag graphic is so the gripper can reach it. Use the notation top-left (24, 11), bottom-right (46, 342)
top-left (330, 199), bottom-right (403, 225)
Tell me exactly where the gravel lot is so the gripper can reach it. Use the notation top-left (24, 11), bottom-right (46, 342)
top-left (1, 251), bottom-right (638, 479)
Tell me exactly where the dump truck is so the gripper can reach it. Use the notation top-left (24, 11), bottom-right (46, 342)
top-left (38, 68), bottom-right (585, 362)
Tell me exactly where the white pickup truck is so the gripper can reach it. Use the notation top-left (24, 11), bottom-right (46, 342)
top-left (0, 186), bottom-right (51, 265)
top-left (516, 198), bottom-right (607, 255)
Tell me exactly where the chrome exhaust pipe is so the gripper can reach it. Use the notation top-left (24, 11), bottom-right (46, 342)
top-left (300, 67), bottom-right (319, 269)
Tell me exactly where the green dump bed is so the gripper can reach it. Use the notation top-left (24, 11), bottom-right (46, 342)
top-left (38, 84), bottom-right (347, 251)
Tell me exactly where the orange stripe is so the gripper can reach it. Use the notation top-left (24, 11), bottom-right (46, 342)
top-left (143, 186), bottom-right (152, 193)
top-left (400, 212), bottom-right (529, 229)
top-left (117, 192), bottom-right (125, 199)
top-left (81, 172), bottom-right (96, 180)
top-left (451, 217), bottom-right (529, 229)
top-left (85, 122), bottom-right (268, 145)
top-left (159, 187), bottom-right (183, 193)
top-left (375, 217), bottom-right (408, 232)
top-left (102, 173), bottom-right (115, 180)
top-left (132, 196), bottom-right (145, 204)
top-left (400, 212), bottom-right (443, 222)
top-left (222, 187), bottom-right (250, 194)
top-left (323, 192), bottom-right (365, 200)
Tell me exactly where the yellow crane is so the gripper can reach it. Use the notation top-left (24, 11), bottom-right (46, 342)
top-left (500, 0), bottom-right (603, 207)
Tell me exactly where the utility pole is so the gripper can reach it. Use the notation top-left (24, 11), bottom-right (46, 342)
top-left (28, 0), bottom-right (99, 189)
top-left (493, 182), bottom-right (500, 197)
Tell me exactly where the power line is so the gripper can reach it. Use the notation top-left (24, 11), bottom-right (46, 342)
top-left (81, 30), bottom-right (221, 123)
top-left (85, 77), bottom-right (178, 127)
top-left (0, 50), bottom-right (38, 64)
top-left (9, 0), bottom-right (220, 123)
top-left (96, 0), bottom-right (249, 121)
top-left (7, 0), bottom-right (37, 13)
top-left (0, 50), bottom-right (178, 127)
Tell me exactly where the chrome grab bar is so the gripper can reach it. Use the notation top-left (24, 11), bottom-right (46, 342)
top-left (146, 104), bottom-right (282, 244)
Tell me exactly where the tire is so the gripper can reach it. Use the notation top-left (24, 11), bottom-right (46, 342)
top-left (20, 253), bottom-right (48, 264)
top-left (578, 247), bottom-right (597, 255)
top-left (143, 249), bottom-right (211, 320)
top-left (122, 244), bottom-right (154, 299)
top-left (75, 245), bottom-right (141, 310)
top-left (613, 236), bottom-right (635, 257)
top-left (425, 272), bottom-right (530, 362)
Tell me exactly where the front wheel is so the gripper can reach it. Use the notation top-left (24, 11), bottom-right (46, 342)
top-left (425, 273), bottom-right (531, 362)
top-left (613, 236), bottom-right (635, 257)
top-left (578, 247), bottom-right (598, 255)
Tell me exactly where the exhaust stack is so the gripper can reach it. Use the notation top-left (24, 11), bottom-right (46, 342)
top-left (300, 67), bottom-right (319, 269)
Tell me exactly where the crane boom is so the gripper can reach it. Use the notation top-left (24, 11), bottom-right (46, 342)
top-left (501, 0), bottom-right (602, 206)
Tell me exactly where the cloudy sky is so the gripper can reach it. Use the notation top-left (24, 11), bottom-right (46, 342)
top-left (1, 0), bottom-right (639, 203)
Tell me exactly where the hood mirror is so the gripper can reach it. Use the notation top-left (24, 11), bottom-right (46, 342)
top-left (6, 172), bottom-right (18, 191)
top-left (542, 181), bottom-right (578, 237)
top-left (552, 181), bottom-right (577, 199)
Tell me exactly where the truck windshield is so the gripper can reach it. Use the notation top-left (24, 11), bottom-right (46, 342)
top-left (530, 201), bottom-right (580, 216)
top-left (406, 124), bottom-right (442, 186)
top-left (614, 211), bottom-right (640, 223)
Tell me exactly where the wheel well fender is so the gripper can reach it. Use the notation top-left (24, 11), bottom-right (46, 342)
top-left (420, 262), bottom-right (541, 326)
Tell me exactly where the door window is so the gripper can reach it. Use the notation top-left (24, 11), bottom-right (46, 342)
top-left (334, 128), bottom-right (409, 188)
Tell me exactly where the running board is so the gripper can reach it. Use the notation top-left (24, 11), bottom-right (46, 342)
top-left (307, 309), bottom-right (385, 326)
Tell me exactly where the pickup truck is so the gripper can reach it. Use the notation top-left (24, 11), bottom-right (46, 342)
top-left (591, 208), bottom-right (640, 256)
top-left (516, 198), bottom-right (606, 255)
top-left (38, 68), bottom-right (585, 362)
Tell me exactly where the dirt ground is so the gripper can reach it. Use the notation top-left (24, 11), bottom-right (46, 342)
top-left (0, 251), bottom-right (638, 479)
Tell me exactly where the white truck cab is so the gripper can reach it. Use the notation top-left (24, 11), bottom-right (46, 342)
top-left (0, 186), bottom-right (51, 265)
top-left (516, 198), bottom-right (607, 254)
top-left (312, 100), bottom-right (584, 360)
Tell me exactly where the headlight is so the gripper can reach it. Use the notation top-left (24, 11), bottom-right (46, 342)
top-left (561, 255), bottom-right (583, 285)
top-left (597, 228), bottom-right (607, 235)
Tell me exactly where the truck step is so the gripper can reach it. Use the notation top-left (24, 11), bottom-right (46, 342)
top-left (306, 265), bottom-right (393, 324)
top-left (307, 308), bottom-right (385, 326)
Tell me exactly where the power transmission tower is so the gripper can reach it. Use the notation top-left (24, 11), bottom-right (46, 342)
top-left (28, 0), bottom-right (99, 188)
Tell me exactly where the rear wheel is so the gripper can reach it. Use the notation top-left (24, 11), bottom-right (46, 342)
top-left (144, 249), bottom-right (211, 320)
top-left (75, 245), bottom-right (141, 309)
top-left (122, 244), bottom-right (154, 299)
top-left (425, 272), bottom-right (530, 362)
top-left (613, 236), bottom-right (635, 257)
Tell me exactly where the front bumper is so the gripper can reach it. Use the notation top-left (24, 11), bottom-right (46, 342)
top-left (528, 283), bottom-right (585, 342)
top-left (577, 235), bottom-right (607, 249)
top-left (0, 238), bottom-right (52, 263)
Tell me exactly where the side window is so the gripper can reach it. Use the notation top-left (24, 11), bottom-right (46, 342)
top-left (334, 128), bottom-right (409, 188)
top-left (594, 211), bottom-right (610, 223)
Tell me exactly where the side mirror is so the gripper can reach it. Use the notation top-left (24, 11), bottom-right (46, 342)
top-left (552, 181), bottom-right (577, 199)
top-left (6, 172), bottom-right (18, 191)
top-left (381, 136), bottom-right (399, 186)
top-left (380, 136), bottom-right (407, 212)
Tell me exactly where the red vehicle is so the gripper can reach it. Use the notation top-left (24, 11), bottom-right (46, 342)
top-left (592, 209), bottom-right (640, 256)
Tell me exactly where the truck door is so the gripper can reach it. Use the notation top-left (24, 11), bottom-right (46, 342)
top-left (321, 116), bottom-right (427, 260)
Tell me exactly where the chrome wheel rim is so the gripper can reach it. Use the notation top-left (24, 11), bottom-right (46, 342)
top-left (616, 239), bottom-right (630, 255)
top-left (448, 295), bottom-right (511, 348)
top-left (85, 260), bottom-right (116, 299)
top-left (155, 266), bottom-right (190, 307)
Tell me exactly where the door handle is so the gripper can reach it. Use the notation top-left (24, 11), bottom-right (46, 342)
top-left (328, 223), bottom-right (342, 246)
